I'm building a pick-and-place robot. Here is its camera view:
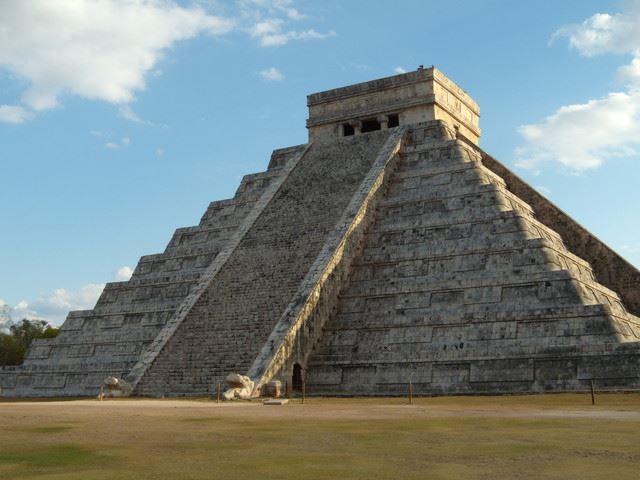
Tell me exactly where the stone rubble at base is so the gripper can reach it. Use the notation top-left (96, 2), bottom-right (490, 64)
top-left (1, 67), bottom-right (639, 398)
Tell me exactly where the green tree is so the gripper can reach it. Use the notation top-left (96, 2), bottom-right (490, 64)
top-left (0, 319), bottom-right (59, 366)
top-left (0, 333), bottom-right (22, 365)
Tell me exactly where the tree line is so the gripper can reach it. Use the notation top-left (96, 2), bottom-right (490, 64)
top-left (0, 319), bottom-right (59, 366)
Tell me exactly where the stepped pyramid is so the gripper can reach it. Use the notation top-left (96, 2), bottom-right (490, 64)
top-left (1, 67), bottom-right (639, 398)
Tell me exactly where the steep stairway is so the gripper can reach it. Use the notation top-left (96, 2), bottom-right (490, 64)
top-left (306, 122), bottom-right (640, 395)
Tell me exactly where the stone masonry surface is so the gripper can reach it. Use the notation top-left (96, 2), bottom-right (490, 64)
top-left (247, 128), bottom-right (406, 394)
top-left (134, 130), bottom-right (391, 396)
top-left (2, 68), bottom-right (639, 398)
top-left (305, 122), bottom-right (640, 395)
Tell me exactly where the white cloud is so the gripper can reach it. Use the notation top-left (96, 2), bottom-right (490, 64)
top-left (2, 283), bottom-right (105, 326)
top-left (104, 137), bottom-right (131, 150)
top-left (258, 28), bottom-right (335, 47)
top-left (0, 105), bottom-right (33, 124)
top-left (0, 0), bottom-right (234, 119)
top-left (115, 266), bottom-right (134, 281)
top-left (156, 147), bottom-right (165, 157)
top-left (119, 104), bottom-right (151, 125)
top-left (394, 66), bottom-right (407, 74)
top-left (552, 3), bottom-right (640, 57)
top-left (99, 135), bottom-right (131, 149)
top-left (250, 18), bottom-right (284, 37)
top-left (259, 66), bottom-right (284, 81)
top-left (238, 0), bottom-right (306, 21)
top-left (242, 2), bottom-right (334, 47)
top-left (518, 1), bottom-right (640, 172)
top-left (2, 263), bottom-right (136, 327)
top-left (516, 91), bottom-right (640, 171)
top-left (0, 301), bottom-right (12, 333)
top-left (0, 1), bottom-right (332, 122)
top-left (15, 301), bottom-right (29, 311)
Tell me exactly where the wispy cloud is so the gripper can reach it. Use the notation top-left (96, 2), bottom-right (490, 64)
top-left (238, 0), bottom-right (307, 22)
top-left (257, 27), bottom-right (335, 47)
top-left (394, 66), bottom-right (407, 74)
top-left (0, 300), bottom-right (13, 332)
top-left (3, 283), bottom-right (104, 326)
top-left (115, 265), bottom-right (133, 281)
top-left (259, 66), bottom-right (285, 81)
top-left (0, 105), bottom-right (33, 124)
top-left (1, 266), bottom-right (136, 326)
top-left (517, 0), bottom-right (640, 173)
top-left (241, 1), bottom-right (334, 47)
top-left (92, 131), bottom-right (131, 150)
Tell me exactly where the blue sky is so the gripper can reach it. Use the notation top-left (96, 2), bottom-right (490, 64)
top-left (1, 0), bottom-right (639, 325)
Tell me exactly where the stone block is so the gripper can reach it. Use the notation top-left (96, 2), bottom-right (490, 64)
top-left (376, 363), bottom-right (431, 384)
top-left (307, 366), bottom-right (343, 385)
top-left (534, 359), bottom-right (577, 381)
top-left (470, 359), bottom-right (534, 382)
top-left (578, 355), bottom-right (640, 379)
top-left (431, 363), bottom-right (470, 385)
top-left (0, 373), bottom-right (16, 389)
top-left (342, 366), bottom-right (377, 385)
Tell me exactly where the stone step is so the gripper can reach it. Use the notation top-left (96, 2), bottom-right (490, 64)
top-left (361, 233), bottom-right (552, 263)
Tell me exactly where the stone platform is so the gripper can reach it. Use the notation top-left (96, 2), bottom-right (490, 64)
top-left (1, 67), bottom-right (638, 398)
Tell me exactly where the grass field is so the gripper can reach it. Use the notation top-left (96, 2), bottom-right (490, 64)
top-left (1, 394), bottom-right (639, 479)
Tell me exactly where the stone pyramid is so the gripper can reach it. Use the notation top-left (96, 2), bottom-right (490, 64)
top-left (1, 67), bottom-right (639, 398)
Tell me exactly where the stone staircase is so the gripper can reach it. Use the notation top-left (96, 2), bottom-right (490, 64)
top-left (134, 131), bottom-right (393, 396)
top-left (306, 122), bottom-right (640, 395)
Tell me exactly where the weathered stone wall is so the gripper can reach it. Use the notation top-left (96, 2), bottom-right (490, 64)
top-left (305, 122), bottom-right (640, 395)
top-left (134, 131), bottom-right (392, 396)
top-left (307, 68), bottom-right (480, 143)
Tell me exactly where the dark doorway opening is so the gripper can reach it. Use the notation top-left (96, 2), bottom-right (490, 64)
top-left (361, 118), bottom-right (381, 133)
top-left (388, 114), bottom-right (400, 128)
top-left (342, 123), bottom-right (355, 136)
top-left (292, 363), bottom-right (303, 391)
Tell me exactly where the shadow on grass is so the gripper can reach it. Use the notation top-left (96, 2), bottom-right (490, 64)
top-left (0, 445), bottom-right (103, 468)
top-left (11, 424), bottom-right (77, 434)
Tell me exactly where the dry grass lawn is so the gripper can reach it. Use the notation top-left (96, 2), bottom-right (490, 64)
top-left (1, 393), bottom-right (640, 479)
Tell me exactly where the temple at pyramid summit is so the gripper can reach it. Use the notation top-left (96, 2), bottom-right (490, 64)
top-left (2, 67), bottom-right (640, 398)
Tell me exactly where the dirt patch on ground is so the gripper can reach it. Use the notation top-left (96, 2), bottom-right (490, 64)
top-left (3, 393), bottom-right (639, 421)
